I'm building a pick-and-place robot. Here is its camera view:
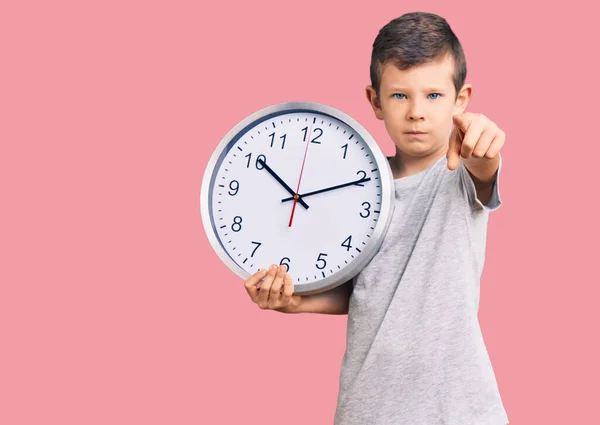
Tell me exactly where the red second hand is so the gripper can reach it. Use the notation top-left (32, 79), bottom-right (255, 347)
top-left (288, 122), bottom-right (313, 227)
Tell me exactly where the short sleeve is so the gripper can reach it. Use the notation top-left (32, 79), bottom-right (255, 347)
top-left (457, 154), bottom-right (503, 212)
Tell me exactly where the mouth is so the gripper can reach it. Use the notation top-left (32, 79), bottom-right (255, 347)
top-left (405, 131), bottom-right (427, 134)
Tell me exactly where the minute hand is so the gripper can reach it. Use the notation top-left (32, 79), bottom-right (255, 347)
top-left (281, 177), bottom-right (371, 202)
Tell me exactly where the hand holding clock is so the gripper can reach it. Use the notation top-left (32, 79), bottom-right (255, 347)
top-left (244, 264), bottom-right (353, 314)
top-left (244, 264), bottom-right (303, 313)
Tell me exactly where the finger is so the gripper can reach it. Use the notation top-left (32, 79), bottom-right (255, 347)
top-left (447, 125), bottom-right (462, 170)
top-left (472, 127), bottom-right (496, 158)
top-left (280, 273), bottom-right (295, 305)
top-left (484, 131), bottom-right (505, 159)
top-left (257, 264), bottom-right (277, 308)
top-left (244, 268), bottom-right (267, 301)
top-left (460, 118), bottom-right (485, 159)
top-left (452, 113), bottom-right (471, 133)
top-left (268, 265), bottom-right (286, 308)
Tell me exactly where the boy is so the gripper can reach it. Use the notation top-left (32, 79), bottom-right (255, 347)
top-left (243, 11), bottom-right (509, 425)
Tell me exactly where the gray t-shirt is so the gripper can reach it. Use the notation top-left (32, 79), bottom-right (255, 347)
top-left (333, 153), bottom-right (509, 425)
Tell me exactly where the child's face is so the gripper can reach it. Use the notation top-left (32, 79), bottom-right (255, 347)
top-left (367, 54), bottom-right (471, 158)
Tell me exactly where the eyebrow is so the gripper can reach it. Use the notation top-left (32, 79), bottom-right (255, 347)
top-left (387, 87), bottom-right (446, 92)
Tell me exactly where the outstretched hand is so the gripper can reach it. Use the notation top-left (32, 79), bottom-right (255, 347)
top-left (447, 113), bottom-right (506, 171)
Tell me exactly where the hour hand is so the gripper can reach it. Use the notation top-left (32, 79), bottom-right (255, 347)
top-left (281, 176), bottom-right (371, 202)
top-left (257, 158), bottom-right (309, 210)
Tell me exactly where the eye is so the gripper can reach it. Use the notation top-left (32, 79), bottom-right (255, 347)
top-left (393, 93), bottom-right (406, 99)
top-left (428, 93), bottom-right (442, 99)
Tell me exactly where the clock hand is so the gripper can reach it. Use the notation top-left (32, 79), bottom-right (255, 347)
top-left (281, 177), bottom-right (372, 202)
top-left (257, 158), bottom-right (309, 210)
top-left (289, 122), bottom-right (313, 227)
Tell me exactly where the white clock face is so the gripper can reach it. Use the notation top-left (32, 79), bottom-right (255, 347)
top-left (202, 104), bottom-right (393, 294)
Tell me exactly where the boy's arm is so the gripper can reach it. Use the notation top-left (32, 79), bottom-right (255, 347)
top-left (447, 112), bottom-right (505, 207)
top-left (245, 265), bottom-right (353, 315)
top-left (455, 153), bottom-right (502, 211)
top-left (463, 155), bottom-right (501, 206)
top-left (289, 279), bottom-right (353, 315)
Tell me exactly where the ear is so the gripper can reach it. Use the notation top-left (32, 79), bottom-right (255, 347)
top-left (453, 83), bottom-right (473, 115)
top-left (366, 86), bottom-right (384, 120)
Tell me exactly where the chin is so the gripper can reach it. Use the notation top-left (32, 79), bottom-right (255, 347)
top-left (394, 140), bottom-right (443, 158)
top-left (395, 140), bottom-right (431, 154)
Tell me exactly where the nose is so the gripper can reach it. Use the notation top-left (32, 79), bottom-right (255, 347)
top-left (406, 100), bottom-right (425, 121)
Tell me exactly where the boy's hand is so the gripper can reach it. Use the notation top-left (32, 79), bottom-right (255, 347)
top-left (447, 112), bottom-right (506, 170)
top-left (244, 264), bottom-right (303, 313)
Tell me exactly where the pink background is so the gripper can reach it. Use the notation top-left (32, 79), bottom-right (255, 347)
top-left (1, 1), bottom-right (598, 424)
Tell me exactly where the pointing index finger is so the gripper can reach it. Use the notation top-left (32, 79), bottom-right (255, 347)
top-left (447, 125), bottom-right (463, 170)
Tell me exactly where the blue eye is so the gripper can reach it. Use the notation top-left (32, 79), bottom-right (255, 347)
top-left (429, 93), bottom-right (441, 99)
top-left (393, 93), bottom-right (406, 99)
